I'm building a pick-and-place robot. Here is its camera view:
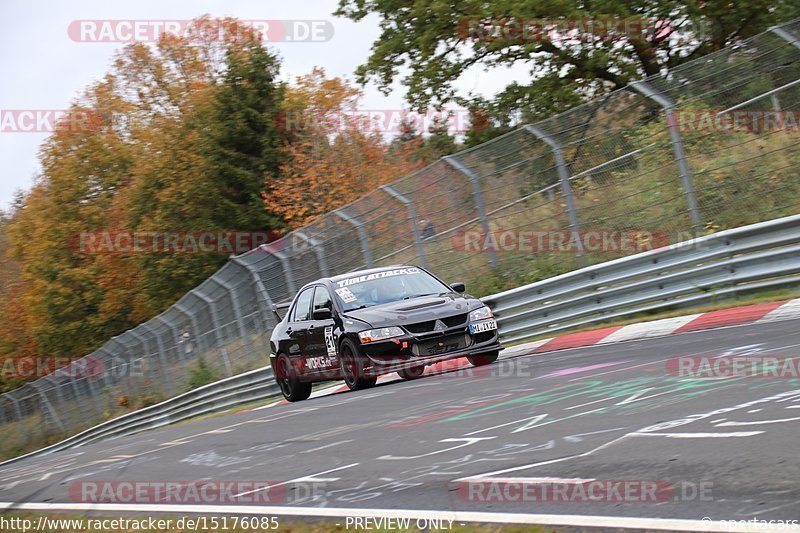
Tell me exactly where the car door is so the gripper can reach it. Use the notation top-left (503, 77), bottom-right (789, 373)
top-left (304, 285), bottom-right (339, 377)
top-left (283, 287), bottom-right (314, 371)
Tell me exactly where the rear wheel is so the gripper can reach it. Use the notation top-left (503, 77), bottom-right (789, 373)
top-left (339, 339), bottom-right (377, 391)
top-left (275, 354), bottom-right (312, 402)
top-left (467, 350), bottom-right (499, 367)
top-left (397, 365), bottom-right (425, 380)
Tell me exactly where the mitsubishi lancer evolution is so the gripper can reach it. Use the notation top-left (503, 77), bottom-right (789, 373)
top-left (269, 265), bottom-right (502, 401)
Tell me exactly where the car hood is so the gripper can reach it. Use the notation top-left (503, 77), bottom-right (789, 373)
top-left (341, 293), bottom-right (483, 328)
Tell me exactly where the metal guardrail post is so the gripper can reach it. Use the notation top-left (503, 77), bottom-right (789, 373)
top-left (380, 185), bottom-right (428, 269)
top-left (443, 156), bottom-right (498, 268)
top-left (230, 256), bottom-right (275, 331)
top-left (262, 244), bottom-right (296, 295)
top-left (30, 380), bottom-right (65, 433)
top-left (630, 80), bottom-right (703, 235)
top-left (524, 125), bottom-right (586, 264)
top-left (190, 290), bottom-right (234, 376)
top-left (140, 322), bottom-right (175, 396)
top-left (294, 231), bottom-right (330, 277)
top-left (107, 338), bottom-right (134, 399)
top-left (771, 26), bottom-right (800, 49)
top-left (127, 328), bottom-right (163, 392)
top-left (334, 209), bottom-right (374, 268)
top-left (210, 276), bottom-right (255, 360)
top-left (10, 396), bottom-right (26, 442)
top-left (44, 375), bottom-right (71, 430)
top-left (174, 302), bottom-right (203, 354)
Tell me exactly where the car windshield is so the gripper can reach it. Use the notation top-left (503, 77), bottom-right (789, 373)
top-left (333, 267), bottom-right (452, 311)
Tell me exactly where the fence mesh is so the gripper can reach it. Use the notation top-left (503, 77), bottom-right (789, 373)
top-left (2, 21), bottom-right (799, 459)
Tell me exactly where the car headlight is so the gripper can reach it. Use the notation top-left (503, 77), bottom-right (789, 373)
top-left (469, 306), bottom-right (494, 322)
top-left (358, 326), bottom-right (405, 343)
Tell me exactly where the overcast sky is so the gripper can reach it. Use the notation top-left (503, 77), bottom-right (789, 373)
top-left (0, 0), bottom-right (528, 211)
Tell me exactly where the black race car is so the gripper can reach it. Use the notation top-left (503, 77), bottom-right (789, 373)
top-left (269, 265), bottom-right (502, 401)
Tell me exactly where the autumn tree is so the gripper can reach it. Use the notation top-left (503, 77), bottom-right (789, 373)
top-left (265, 69), bottom-right (426, 228)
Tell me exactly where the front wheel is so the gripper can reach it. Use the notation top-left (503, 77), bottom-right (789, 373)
top-left (397, 365), bottom-right (425, 380)
top-left (467, 350), bottom-right (499, 367)
top-left (339, 339), bottom-right (377, 391)
top-left (275, 354), bottom-right (312, 402)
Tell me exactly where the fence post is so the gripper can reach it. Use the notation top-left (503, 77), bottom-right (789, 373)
top-left (443, 156), bottom-right (497, 268)
top-left (380, 184), bottom-right (428, 269)
top-left (630, 80), bottom-right (703, 235)
top-left (140, 322), bottom-right (175, 396)
top-left (210, 276), bottom-right (255, 362)
top-left (9, 395), bottom-right (26, 442)
top-left (334, 209), bottom-right (374, 268)
top-left (128, 327), bottom-right (164, 395)
top-left (230, 256), bottom-right (276, 330)
top-left (189, 290), bottom-right (234, 376)
top-left (771, 25), bottom-right (800, 49)
top-left (294, 231), bottom-right (330, 277)
top-left (30, 380), bottom-right (65, 433)
top-left (523, 125), bottom-right (586, 264)
top-left (262, 243), bottom-right (296, 296)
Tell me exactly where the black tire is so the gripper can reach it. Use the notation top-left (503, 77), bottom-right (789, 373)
top-left (397, 365), bottom-right (425, 380)
top-left (467, 350), bottom-right (499, 367)
top-left (275, 354), bottom-right (312, 402)
top-left (339, 339), bottom-right (378, 391)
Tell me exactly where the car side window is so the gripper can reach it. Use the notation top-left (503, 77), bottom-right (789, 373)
top-left (291, 288), bottom-right (314, 322)
top-left (312, 286), bottom-right (333, 314)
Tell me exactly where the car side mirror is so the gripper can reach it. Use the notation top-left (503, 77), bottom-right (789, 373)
top-left (313, 308), bottom-right (333, 321)
top-left (450, 282), bottom-right (466, 293)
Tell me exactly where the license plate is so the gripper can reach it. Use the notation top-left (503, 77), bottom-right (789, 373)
top-left (469, 320), bottom-right (497, 334)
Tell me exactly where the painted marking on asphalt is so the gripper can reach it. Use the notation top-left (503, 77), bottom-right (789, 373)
top-left (629, 431), bottom-right (764, 438)
top-left (2, 502), bottom-right (779, 532)
top-left (300, 440), bottom-right (353, 454)
top-left (541, 361), bottom-right (630, 378)
top-left (288, 462), bottom-right (360, 483)
top-left (379, 438), bottom-right (496, 460)
top-left (464, 415), bottom-right (547, 436)
top-left (458, 476), bottom-right (596, 484)
top-left (715, 416), bottom-right (800, 427)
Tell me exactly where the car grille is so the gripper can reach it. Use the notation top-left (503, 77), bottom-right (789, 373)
top-left (404, 313), bottom-right (468, 334)
top-left (412, 333), bottom-right (470, 356)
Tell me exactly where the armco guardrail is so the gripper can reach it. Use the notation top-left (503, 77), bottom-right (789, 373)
top-left (0, 367), bottom-right (278, 466)
top-left (5, 214), bottom-right (800, 466)
top-left (484, 215), bottom-right (800, 344)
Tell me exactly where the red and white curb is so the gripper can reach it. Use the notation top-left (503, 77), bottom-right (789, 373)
top-left (253, 299), bottom-right (800, 409)
top-left (503, 298), bottom-right (800, 357)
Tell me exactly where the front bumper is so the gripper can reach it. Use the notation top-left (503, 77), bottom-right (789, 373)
top-left (358, 324), bottom-right (502, 376)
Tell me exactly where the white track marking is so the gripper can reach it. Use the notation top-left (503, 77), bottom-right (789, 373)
top-left (1, 502), bottom-right (788, 532)
top-left (232, 463), bottom-right (360, 499)
top-left (757, 298), bottom-right (800, 322)
top-left (458, 476), bottom-right (595, 484)
top-left (300, 440), bottom-right (353, 454)
top-left (715, 416), bottom-right (800, 427)
top-left (379, 438), bottom-right (496, 460)
top-left (597, 314), bottom-right (701, 343)
top-left (629, 431), bottom-right (764, 438)
top-left (464, 415), bottom-right (547, 436)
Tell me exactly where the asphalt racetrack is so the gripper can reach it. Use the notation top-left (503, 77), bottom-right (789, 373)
top-left (2, 319), bottom-right (800, 529)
